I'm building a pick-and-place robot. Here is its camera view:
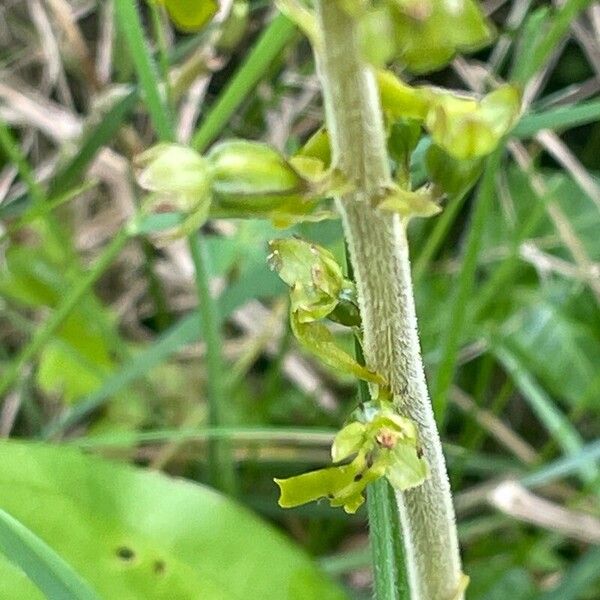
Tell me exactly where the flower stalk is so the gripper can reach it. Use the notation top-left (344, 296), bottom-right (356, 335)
top-left (314, 1), bottom-right (464, 598)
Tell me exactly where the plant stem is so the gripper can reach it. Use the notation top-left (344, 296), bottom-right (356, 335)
top-left (189, 234), bottom-right (236, 495)
top-left (349, 253), bottom-right (407, 600)
top-left (314, 2), bottom-right (463, 599)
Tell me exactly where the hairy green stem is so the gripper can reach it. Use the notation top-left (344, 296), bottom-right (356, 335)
top-left (314, 2), bottom-right (463, 599)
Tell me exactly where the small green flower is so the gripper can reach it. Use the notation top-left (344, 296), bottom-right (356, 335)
top-left (377, 70), bottom-right (522, 160)
top-left (267, 238), bottom-right (344, 322)
top-left (426, 85), bottom-right (522, 160)
top-left (268, 238), bottom-right (382, 384)
top-left (275, 404), bottom-right (430, 513)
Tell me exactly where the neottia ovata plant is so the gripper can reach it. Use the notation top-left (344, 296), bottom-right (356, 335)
top-left (138, 1), bottom-right (522, 598)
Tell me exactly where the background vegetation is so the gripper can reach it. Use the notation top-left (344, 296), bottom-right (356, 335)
top-left (0, 0), bottom-right (599, 598)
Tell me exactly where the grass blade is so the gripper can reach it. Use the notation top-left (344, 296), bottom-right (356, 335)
top-left (192, 13), bottom-right (296, 152)
top-left (514, 99), bottom-right (600, 138)
top-left (188, 234), bottom-right (236, 494)
top-left (521, 440), bottom-right (600, 489)
top-left (0, 508), bottom-right (101, 600)
top-left (494, 344), bottom-right (598, 485)
top-left (114, 0), bottom-right (174, 141)
top-left (0, 229), bottom-right (129, 399)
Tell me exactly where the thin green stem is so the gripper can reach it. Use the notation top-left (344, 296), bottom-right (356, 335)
top-left (192, 13), bottom-right (296, 152)
top-left (367, 480), bottom-right (407, 600)
top-left (189, 235), bottom-right (236, 495)
top-left (116, 0), bottom-right (235, 492)
top-left (114, 0), bottom-right (174, 141)
top-left (314, 2), bottom-right (463, 598)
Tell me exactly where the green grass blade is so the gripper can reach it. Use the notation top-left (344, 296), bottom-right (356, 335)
top-left (192, 13), bottom-right (296, 152)
top-left (0, 508), bottom-right (101, 600)
top-left (513, 0), bottom-right (595, 85)
top-left (521, 440), bottom-right (600, 488)
top-left (431, 150), bottom-right (502, 423)
top-left (494, 344), bottom-right (598, 485)
top-left (0, 118), bottom-right (45, 207)
top-left (68, 426), bottom-right (336, 448)
top-left (114, 0), bottom-right (175, 141)
top-left (188, 234), bottom-right (236, 494)
top-left (49, 90), bottom-right (139, 196)
top-left (41, 312), bottom-right (199, 438)
top-left (367, 480), bottom-right (406, 600)
top-left (514, 98), bottom-right (600, 138)
top-left (413, 189), bottom-right (469, 284)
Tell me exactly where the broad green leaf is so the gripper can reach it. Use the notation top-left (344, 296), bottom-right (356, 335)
top-left (503, 302), bottom-right (600, 410)
top-left (37, 340), bottom-right (107, 405)
top-left (0, 508), bottom-right (101, 600)
top-left (0, 441), bottom-right (346, 600)
top-left (155, 0), bottom-right (218, 32)
top-left (0, 231), bottom-right (118, 405)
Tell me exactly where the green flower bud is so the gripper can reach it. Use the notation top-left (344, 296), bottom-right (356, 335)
top-left (135, 144), bottom-right (212, 218)
top-left (207, 140), bottom-right (306, 196)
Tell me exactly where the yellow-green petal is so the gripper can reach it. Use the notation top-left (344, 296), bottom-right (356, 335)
top-left (332, 422), bottom-right (367, 462)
